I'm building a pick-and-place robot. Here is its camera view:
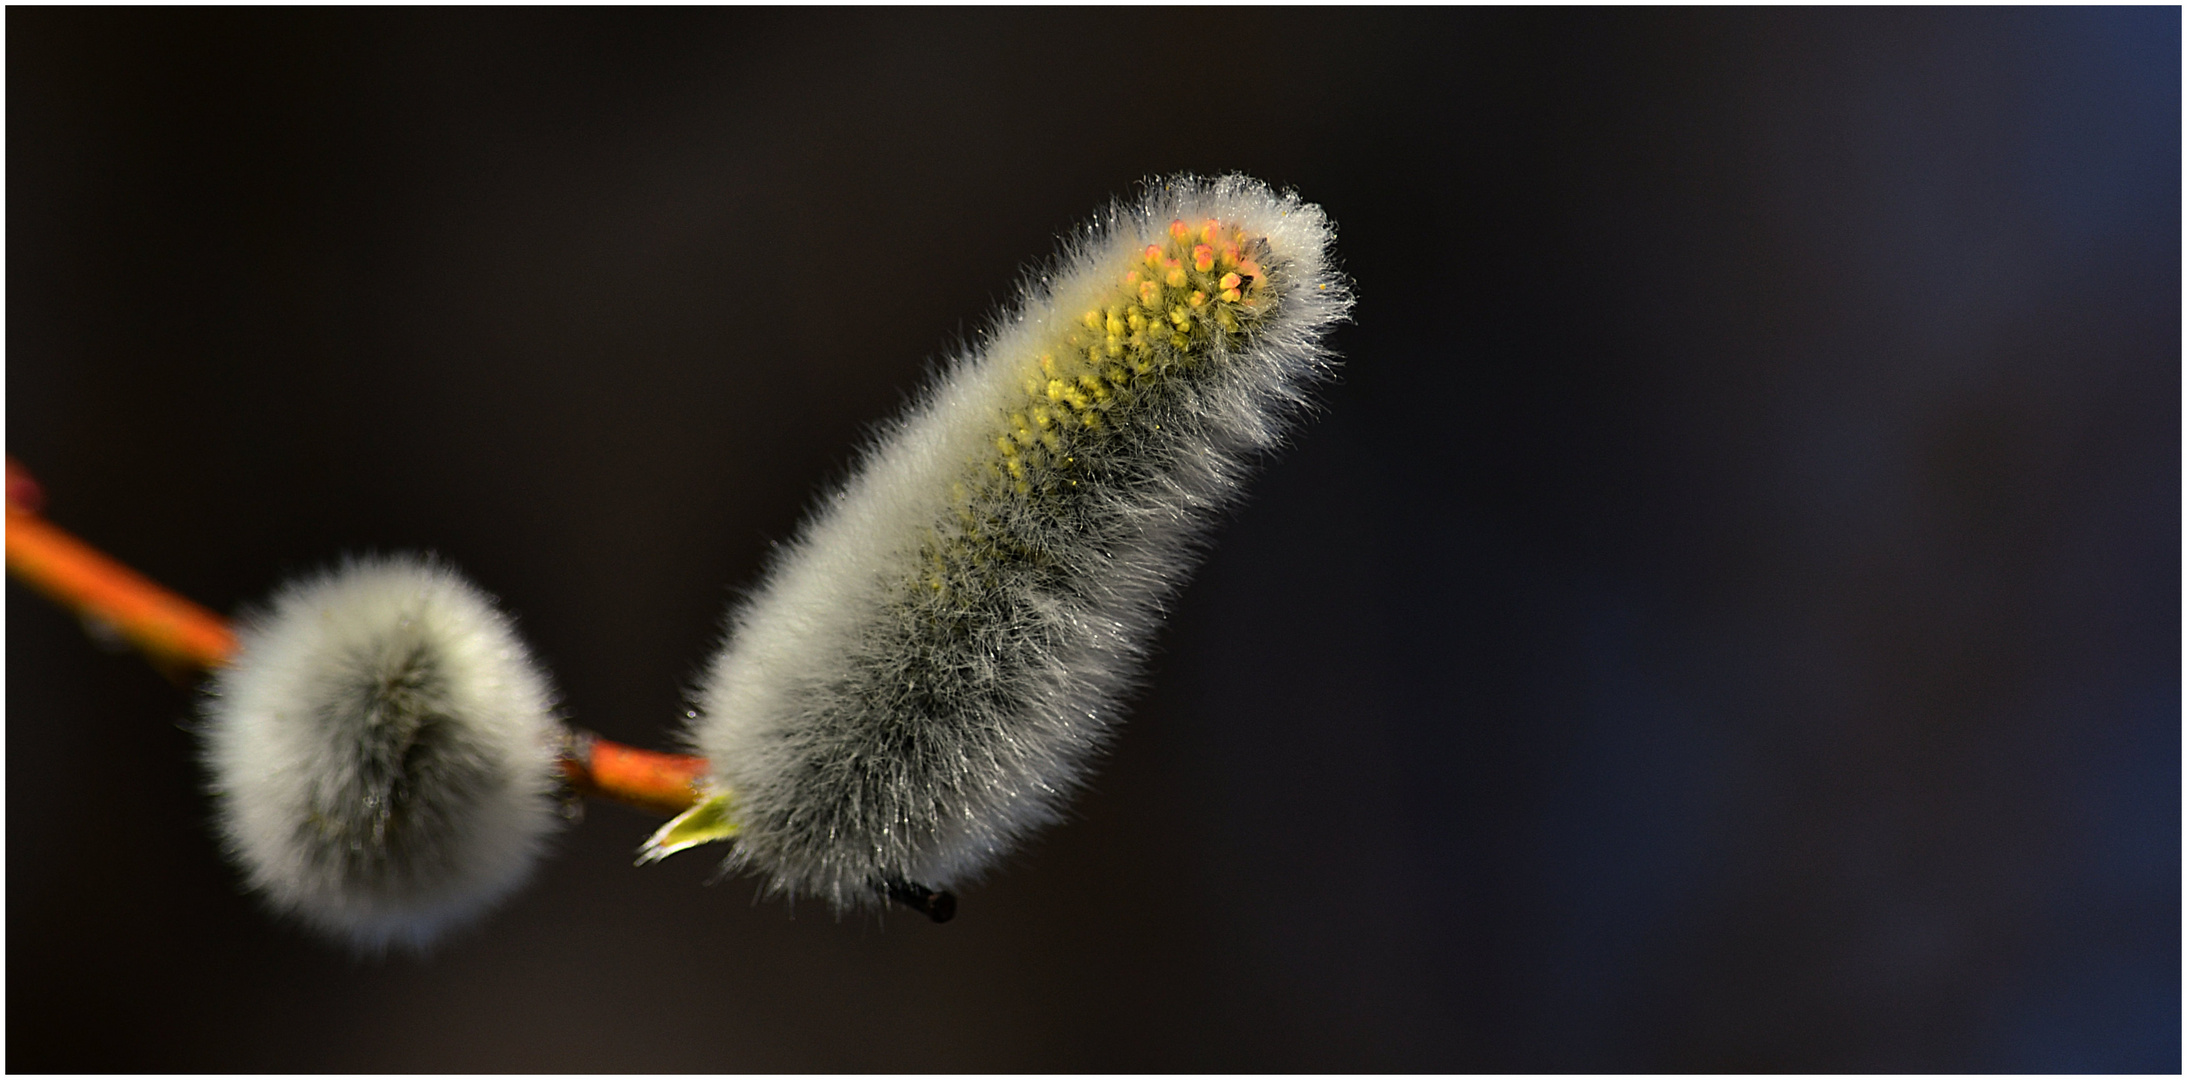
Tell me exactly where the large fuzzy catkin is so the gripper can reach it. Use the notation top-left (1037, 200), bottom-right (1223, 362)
top-left (685, 174), bottom-right (1351, 910)
top-left (200, 554), bottom-right (565, 953)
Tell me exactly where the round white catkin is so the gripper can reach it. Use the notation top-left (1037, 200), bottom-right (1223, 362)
top-left (687, 174), bottom-right (1353, 910)
top-left (200, 554), bottom-right (566, 953)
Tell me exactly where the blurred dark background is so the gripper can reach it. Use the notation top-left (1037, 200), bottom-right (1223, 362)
top-left (7, 8), bottom-right (2177, 1072)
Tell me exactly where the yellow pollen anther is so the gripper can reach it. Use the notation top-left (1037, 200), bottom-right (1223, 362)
top-left (979, 218), bottom-right (1279, 500)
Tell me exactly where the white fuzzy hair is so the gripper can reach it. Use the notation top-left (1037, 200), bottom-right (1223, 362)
top-left (689, 174), bottom-right (1352, 910)
top-left (200, 554), bottom-right (565, 953)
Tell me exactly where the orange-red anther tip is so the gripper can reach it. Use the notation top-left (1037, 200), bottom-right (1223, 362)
top-left (1169, 220), bottom-right (1190, 242)
top-left (1192, 245), bottom-right (1214, 273)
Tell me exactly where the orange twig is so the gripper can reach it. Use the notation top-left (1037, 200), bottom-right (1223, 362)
top-left (560, 732), bottom-right (712, 818)
top-left (4, 456), bottom-right (707, 817)
top-left (5, 502), bottom-right (238, 671)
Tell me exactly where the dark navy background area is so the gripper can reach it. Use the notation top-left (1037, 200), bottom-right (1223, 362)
top-left (8, 8), bottom-right (2178, 1071)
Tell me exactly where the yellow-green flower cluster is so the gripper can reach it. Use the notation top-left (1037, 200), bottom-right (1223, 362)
top-left (911, 218), bottom-right (1275, 600)
top-left (1012, 218), bottom-right (1265, 487)
top-left (966, 218), bottom-right (1271, 513)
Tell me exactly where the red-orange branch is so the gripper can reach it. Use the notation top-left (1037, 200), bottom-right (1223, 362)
top-left (560, 732), bottom-right (712, 818)
top-left (4, 457), bottom-right (707, 817)
top-left (6, 503), bottom-right (238, 671)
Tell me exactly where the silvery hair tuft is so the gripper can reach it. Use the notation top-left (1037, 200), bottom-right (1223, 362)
top-left (200, 553), bottom-right (566, 954)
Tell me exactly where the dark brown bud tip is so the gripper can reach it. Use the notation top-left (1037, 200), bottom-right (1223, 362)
top-left (882, 880), bottom-right (957, 923)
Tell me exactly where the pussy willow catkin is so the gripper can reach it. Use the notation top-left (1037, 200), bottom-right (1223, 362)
top-left (683, 174), bottom-right (1351, 911)
top-left (200, 555), bottom-right (565, 953)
